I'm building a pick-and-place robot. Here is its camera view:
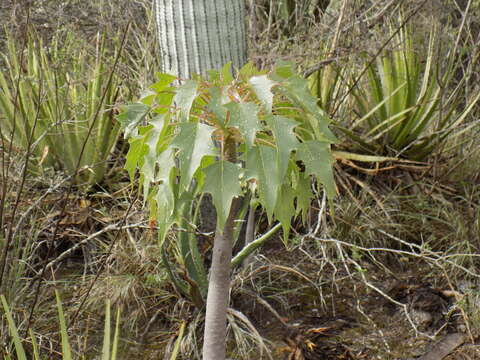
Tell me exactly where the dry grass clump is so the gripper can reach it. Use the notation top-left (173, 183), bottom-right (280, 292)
top-left (1, 0), bottom-right (479, 359)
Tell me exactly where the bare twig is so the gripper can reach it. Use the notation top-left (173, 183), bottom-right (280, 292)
top-left (302, 57), bottom-right (340, 78)
top-left (40, 221), bottom-right (144, 275)
top-left (11, 176), bottom-right (71, 241)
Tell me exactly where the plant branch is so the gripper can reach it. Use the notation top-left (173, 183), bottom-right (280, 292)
top-left (231, 222), bottom-right (282, 268)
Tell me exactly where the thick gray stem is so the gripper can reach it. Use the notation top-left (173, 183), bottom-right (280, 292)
top-left (154, 0), bottom-right (248, 79)
top-left (203, 136), bottom-right (239, 360)
top-left (202, 199), bottom-right (240, 360)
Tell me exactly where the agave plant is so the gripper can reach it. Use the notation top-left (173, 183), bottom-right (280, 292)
top-left (344, 24), bottom-right (480, 160)
top-left (0, 31), bottom-right (123, 186)
top-left (1, 292), bottom-right (120, 359)
top-left (306, 42), bottom-right (349, 117)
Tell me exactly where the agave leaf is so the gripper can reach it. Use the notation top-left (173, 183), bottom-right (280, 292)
top-left (231, 223), bottom-right (283, 268)
top-left (29, 329), bottom-right (41, 360)
top-left (1, 295), bottom-right (27, 360)
top-left (101, 300), bottom-right (111, 360)
top-left (170, 321), bottom-right (186, 360)
top-left (0, 30), bottom-right (124, 185)
top-left (350, 82), bottom-right (407, 132)
top-left (347, 24), bottom-right (477, 160)
top-left (55, 290), bottom-right (72, 360)
top-left (111, 307), bottom-right (121, 360)
top-left (160, 243), bottom-right (190, 297)
top-left (332, 151), bottom-right (398, 162)
top-left (367, 106), bottom-right (418, 140)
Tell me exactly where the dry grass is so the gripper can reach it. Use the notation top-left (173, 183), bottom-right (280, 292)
top-left (0, 0), bottom-right (479, 359)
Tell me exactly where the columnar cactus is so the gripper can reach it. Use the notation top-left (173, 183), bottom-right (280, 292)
top-left (154, 0), bottom-right (248, 79)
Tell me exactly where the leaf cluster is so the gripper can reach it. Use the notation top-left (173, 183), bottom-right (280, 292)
top-left (119, 61), bottom-right (337, 244)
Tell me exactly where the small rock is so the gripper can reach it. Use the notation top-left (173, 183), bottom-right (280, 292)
top-left (410, 308), bottom-right (433, 327)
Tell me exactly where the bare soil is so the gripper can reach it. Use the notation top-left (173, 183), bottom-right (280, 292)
top-left (232, 243), bottom-right (480, 359)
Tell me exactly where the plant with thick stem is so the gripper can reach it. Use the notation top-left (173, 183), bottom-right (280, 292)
top-left (119, 61), bottom-right (336, 359)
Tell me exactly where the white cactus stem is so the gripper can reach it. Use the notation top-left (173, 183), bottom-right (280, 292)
top-left (154, 0), bottom-right (248, 79)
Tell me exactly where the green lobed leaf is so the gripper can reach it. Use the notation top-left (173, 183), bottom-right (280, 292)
top-left (220, 62), bottom-right (234, 84)
top-left (117, 102), bottom-right (149, 138)
top-left (155, 182), bottom-right (176, 244)
top-left (155, 147), bottom-right (176, 183)
top-left (226, 102), bottom-right (261, 148)
top-left (173, 79), bottom-right (198, 122)
top-left (206, 68), bottom-right (221, 83)
top-left (266, 115), bottom-right (299, 179)
top-left (150, 73), bottom-right (177, 93)
top-left (297, 140), bottom-right (336, 199)
top-left (274, 61), bottom-right (295, 78)
top-left (295, 172), bottom-right (313, 223)
top-left (171, 122), bottom-right (218, 191)
top-left (124, 128), bottom-right (150, 181)
top-left (249, 75), bottom-right (276, 113)
top-left (207, 87), bottom-right (229, 128)
top-left (141, 115), bottom-right (171, 199)
top-left (202, 161), bottom-right (242, 229)
top-left (274, 184), bottom-right (296, 243)
top-left (153, 91), bottom-right (176, 113)
top-left (239, 61), bottom-right (266, 80)
top-left (246, 145), bottom-right (281, 221)
top-left (272, 62), bottom-right (338, 143)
